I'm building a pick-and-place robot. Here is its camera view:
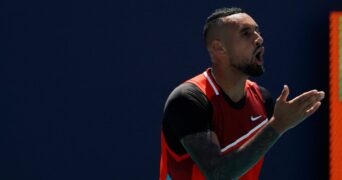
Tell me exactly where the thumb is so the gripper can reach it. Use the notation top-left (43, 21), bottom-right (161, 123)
top-left (278, 85), bottom-right (289, 102)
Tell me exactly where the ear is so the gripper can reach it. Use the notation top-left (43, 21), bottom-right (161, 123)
top-left (210, 40), bottom-right (226, 55)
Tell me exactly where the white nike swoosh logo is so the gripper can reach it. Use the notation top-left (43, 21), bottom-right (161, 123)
top-left (250, 115), bottom-right (262, 121)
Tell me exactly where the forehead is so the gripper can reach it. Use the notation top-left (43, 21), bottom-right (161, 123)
top-left (221, 13), bottom-right (258, 29)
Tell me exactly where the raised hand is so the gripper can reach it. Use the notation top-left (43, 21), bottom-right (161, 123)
top-left (270, 85), bottom-right (325, 134)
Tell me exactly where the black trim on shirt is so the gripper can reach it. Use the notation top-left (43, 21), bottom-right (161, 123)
top-left (162, 83), bottom-right (212, 155)
top-left (219, 86), bottom-right (246, 109)
top-left (259, 86), bottom-right (274, 119)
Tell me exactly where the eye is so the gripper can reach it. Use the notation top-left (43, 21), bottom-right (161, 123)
top-left (242, 30), bottom-right (252, 37)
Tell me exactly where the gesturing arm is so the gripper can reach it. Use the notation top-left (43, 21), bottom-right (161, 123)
top-left (181, 85), bottom-right (325, 180)
top-left (181, 125), bottom-right (280, 180)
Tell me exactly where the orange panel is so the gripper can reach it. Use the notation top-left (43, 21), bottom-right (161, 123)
top-left (329, 12), bottom-right (342, 180)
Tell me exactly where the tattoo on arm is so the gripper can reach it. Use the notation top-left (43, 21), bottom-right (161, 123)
top-left (181, 125), bottom-right (281, 180)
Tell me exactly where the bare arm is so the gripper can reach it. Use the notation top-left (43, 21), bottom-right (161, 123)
top-left (181, 85), bottom-right (325, 180)
top-left (181, 124), bottom-right (280, 179)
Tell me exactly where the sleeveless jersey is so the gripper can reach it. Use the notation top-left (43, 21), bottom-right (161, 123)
top-left (160, 68), bottom-right (269, 180)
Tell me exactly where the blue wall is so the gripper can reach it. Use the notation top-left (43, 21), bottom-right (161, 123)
top-left (1, 0), bottom-right (341, 179)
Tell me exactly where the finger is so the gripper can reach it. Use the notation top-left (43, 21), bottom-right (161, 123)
top-left (295, 91), bottom-right (324, 110)
top-left (304, 101), bottom-right (321, 117)
top-left (278, 85), bottom-right (289, 102)
top-left (318, 91), bottom-right (325, 101)
top-left (289, 89), bottom-right (318, 104)
top-left (301, 95), bottom-right (322, 111)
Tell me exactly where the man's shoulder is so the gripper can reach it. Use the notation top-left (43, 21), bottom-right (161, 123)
top-left (166, 82), bottom-right (206, 105)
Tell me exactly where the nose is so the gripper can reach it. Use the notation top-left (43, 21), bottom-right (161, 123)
top-left (254, 32), bottom-right (263, 46)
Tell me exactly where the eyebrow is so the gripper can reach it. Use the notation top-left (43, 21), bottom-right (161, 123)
top-left (239, 25), bottom-right (259, 33)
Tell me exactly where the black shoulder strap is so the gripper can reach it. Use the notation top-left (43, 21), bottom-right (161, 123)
top-left (258, 86), bottom-right (274, 119)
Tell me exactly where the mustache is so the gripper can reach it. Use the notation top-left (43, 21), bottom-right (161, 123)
top-left (253, 45), bottom-right (264, 55)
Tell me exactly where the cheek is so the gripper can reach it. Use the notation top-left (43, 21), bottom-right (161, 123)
top-left (232, 47), bottom-right (249, 59)
top-left (233, 42), bottom-right (251, 53)
top-left (239, 45), bottom-right (255, 59)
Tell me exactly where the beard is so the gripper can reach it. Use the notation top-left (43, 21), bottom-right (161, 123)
top-left (232, 62), bottom-right (265, 77)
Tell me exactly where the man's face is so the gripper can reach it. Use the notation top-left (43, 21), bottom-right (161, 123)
top-left (220, 13), bottom-right (265, 77)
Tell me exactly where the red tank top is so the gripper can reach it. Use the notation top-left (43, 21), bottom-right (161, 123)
top-left (160, 68), bottom-right (269, 180)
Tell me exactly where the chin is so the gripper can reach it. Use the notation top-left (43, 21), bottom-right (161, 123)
top-left (245, 65), bottom-right (265, 77)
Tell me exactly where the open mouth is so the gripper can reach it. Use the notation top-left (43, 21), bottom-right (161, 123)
top-left (254, 47), bottom-right (264, 65)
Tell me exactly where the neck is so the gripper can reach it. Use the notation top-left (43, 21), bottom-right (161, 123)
top-left (211, 65), bottom-right (248, 102)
